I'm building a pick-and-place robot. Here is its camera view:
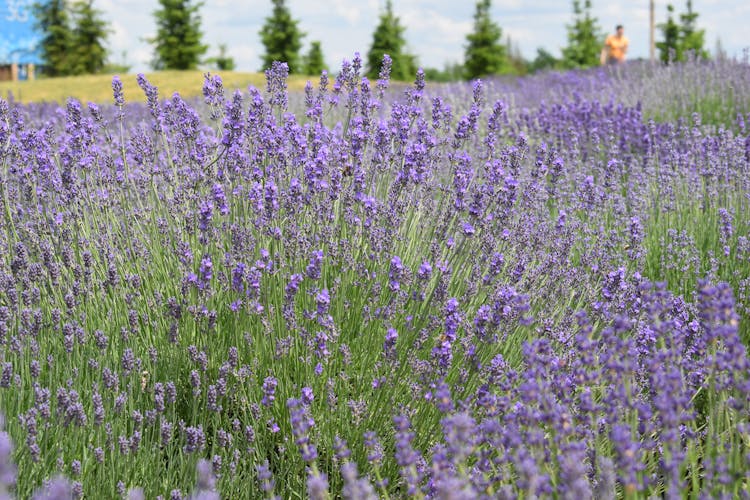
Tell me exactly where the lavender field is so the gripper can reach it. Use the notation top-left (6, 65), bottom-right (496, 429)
top-left (1, 54), bottom-right (750, 499)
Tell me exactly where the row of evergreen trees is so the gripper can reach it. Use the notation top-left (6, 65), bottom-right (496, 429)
top-left (34, 0), bottom-right (110, 76)
top-left (32, 0), bottom-right (227, 77)
top-left (32, 0), bottom-right (711, 80)
top-left (262, 0), bottom-right (711, 80)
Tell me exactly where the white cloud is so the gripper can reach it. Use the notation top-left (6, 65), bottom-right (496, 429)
top-left (328, 0), bottom-right (366, 24)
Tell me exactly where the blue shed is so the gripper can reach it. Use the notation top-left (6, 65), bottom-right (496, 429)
top-left (0, 0), bottom-right (43, 80)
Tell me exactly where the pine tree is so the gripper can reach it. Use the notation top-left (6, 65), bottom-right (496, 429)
top-left (656, 4), bottom-right (680, 62)
top-left (33, 0), bottom-right (75, 76)
top-left (529, 48), bottom-right (559, 73)
top-left (206, 44), bottom-right (236, 71)
top-left (149, 0), bottom-right (208, 70)
top-left (464, 0), bottom-right (507, 79)
top-left (259, 0), bottom-right (305, 74)
top-left (71, 0), bottom-right (110, 74)
top-left (366, 0), bottom-right (416, 81)
top-left (561, 0), bottom-right (602, 69)
top-left (303, 41), bottom-right (326, 76)
top-left (657, 1), bottom-right (708, 63)
top-left (678, 0), bottom-right (708, 59)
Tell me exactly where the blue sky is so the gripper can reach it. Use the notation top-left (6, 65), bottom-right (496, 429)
top-left (96, 1), bottom-right (750, 72)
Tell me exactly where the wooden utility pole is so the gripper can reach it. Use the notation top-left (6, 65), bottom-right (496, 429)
top-left (650, 0), bottom-right (656, 62)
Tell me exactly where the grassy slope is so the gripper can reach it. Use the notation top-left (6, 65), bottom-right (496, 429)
top-left (0, 70), bottom-right (314, 104)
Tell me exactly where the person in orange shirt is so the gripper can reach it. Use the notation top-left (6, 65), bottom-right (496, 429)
top-left (601, 24), bottom-right (629, 64)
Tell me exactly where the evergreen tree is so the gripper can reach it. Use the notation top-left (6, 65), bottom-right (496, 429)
top-left (33, 0), bottom-right (75, 76)
top-left (303, 41), bottom-right (326, 76)
top-left (259, 0), bottom-right (305, 74)
top-left (530, 47), bottom-right (559, 73)
top-left (206, 44), bottom-right (236, 71)
top-left (561, 0), bottom-right (602, 69)
top-left (149, 0), bottom-right (208, 70)
top-left (657, 1), bottom-right (708, 63)
top-left (365, 0), bottom-right (416, 81)
top-left (656, 4), bottom-right (680, 62)
top-left (678, 0), bottom-right (708, 59)
top-left (71, 0), bottom-right (110, 74)
top-left (464, 0), bottom-right (507, 79)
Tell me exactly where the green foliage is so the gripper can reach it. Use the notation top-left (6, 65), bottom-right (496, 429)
top-left (657, 1), bottom-right (709, 63)
top-left (205, 44), bottom-right (236, 71)
top-left (678, 0), bottom-right (709, 59)
top-left (365, 0), bottom-right (416, 81)
top-left (529, 47), bottom-right (559, 73)
top-left (302, 41), bottom-right (326, 76)
top-left (464, 0), bottom-right (508, 79)
top-left (561, 0), bottom-right (602, 69)
top-left (641, 180), bottom-right (750, 341)
top-left (423, 62), bottom-right (464, 82)
top-left (656, 5), bottom-right (681, 63)
top-left (71, 0), bottom-right (110, 75)
top-left (33, 0), bottom-right (75, 77)
top-left (33, 0), bottom-right (111, 76)
top-left (149, 0), bottom-right (208, 71)
top-left (259, 0), bottom-right (305, 74)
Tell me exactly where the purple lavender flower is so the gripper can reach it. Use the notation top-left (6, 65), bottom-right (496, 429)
top-left (341, 461), bottom-right (377, 500)
top-left (301, 387), bottom-right (314, 406)
top-left (256, 460), bottom-right (275, 493)
top-left (306, 471), bottom-right (328, 500)
top-left (432, 298), bottom-right (461, 370)
top-left (198, 256), bottom-right (212, 291)
top-left (417, 261), bottom-right (432, 280)
top-left (393, 415), bottom-right (422, 495)
top-left (376, 54), bottom-right (392, 98)
top-left (161, 420), bottom-right (173, 447)
top-left (202, 73), bottom-right (224, 112)
top-left (136, 73), bottom-right (161, 124)
top-left (383, 327), bottom-right (398, 358)
top-left (315, 289), bottom-right (330, 317)
top-left (212, 184), bottom-right (229, 216)
top-left (111, 75), bottom-right (125, 108)
top-left (195, 459), bottom-right (216, 492)
top-left (363, 431), bottom-right (383, 465)
top-left (183, 426), bottom-right (206, 454)
top-left (388, 256), bottom-right (404, 292)
top-left (594, 456), bottom-right (616, 500)
top-left (121, 349), bottom-right (135, 376)
top-left (442, 412), bottom-right (476, 464)
top-left (285, 273), bottom-right (303, 300)
top-left (261, 376), bottom-right (278, 407)
top-left (718, 208), bottom-right (733, 237)
top-left (0, 428), bottom-right (16, 494)
top-left (198, 200), bottom-right (213, 233)
top-left (265, 61), bottom-right (289, 110)
top-left (127, 489), bottom-right (145, 500)
top-left (288, 396), bottom-right (317, 462)
top-left (32, 475), bottom-right (74, 500)
top-left (558, 443), bottom-right (592, 500)
top-left (306, 250), bottom-right (324, 280)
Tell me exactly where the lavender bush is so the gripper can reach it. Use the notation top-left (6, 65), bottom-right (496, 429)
top-left (0, 54), bottom-right (749, 498)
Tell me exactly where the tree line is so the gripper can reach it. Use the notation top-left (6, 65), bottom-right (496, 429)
top-left (32, 0), bottom-right (711, 80)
